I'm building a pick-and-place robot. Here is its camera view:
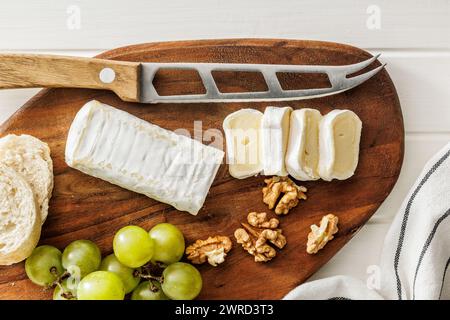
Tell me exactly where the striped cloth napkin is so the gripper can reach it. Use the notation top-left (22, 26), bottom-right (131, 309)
top-left (285, 142), bottom-right (450, 300)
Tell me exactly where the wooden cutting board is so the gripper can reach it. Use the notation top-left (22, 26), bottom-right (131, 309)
top-left (0, 39), bottom-right (404, 300)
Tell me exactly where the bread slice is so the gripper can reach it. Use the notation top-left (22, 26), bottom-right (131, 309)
top-left (0, 134), bottom-right (54, 223)
top-left (0, 164), bottom-right (41, 265)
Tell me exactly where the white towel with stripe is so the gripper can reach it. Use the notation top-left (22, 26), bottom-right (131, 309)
top-left (284, 142), bottom-right (450, 300)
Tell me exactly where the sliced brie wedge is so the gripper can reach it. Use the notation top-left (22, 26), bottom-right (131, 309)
top-left (318, 110), bottom-right (362, 181)
top-left (285, 108), bottom-right (322, 180)
top-left (223, 109), bottom-right (263, 179)
top-left (65, 100), bottom-right (224, 215)
top-left (261, 106), bottom-right (292, 176)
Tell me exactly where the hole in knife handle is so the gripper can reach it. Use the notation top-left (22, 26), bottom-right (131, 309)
top-left (276, 72), bottom-right (332, 90)
top-left (153, 69), bottom-right (206, 96)
top-left (211, 71), bottom-right (268, 93)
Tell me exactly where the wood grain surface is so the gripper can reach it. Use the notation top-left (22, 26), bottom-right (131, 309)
top-left (0, 39), bottom-right (404, 300)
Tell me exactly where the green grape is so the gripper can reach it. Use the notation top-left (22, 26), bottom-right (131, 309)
top-left (148, 223), bottom-right (185, 265)
top-left (25, 245), bottom-right (64, 286)
top-left (53, 278), bottom-right (77, 300)
top-left (62, 240), bottom-right (101, 279)
top-left (100, 254), bottom-right (140, 294)
top-left (113, 226), bottom-right (154, 268)
top-left (161, 262), bottom-right (202, 300)
top-left (131, 280), bottom-right (169, 300)
top-left (77, 271), bottom-right (125, 300)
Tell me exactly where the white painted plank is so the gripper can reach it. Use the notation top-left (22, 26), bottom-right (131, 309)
top-left (367, 133), bottom-right (450, 222)
top-left (378, 51), bottom-right (450, 133)
top-left (0, 0), bottom-right (448, 50)
top-left (0, 89), bottom-right (40, 122)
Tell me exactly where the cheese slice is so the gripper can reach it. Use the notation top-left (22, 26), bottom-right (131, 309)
top-left (261, 106), bottom-right (292, 176)
top-left (285, 108), bottom-right (322, 180)
top-left (223, 109), bottom-right (263, 179)
top-left (318, 109), bottom-right (362, 181)
top-left (65, 100), bottom-right (224, 215)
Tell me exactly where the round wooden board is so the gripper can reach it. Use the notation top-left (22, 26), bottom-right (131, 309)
top-left (0, 39), bottom-right (403, 300)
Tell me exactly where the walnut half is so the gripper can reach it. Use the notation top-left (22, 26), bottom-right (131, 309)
top-left (262, 176), bottom-right (307, 215)
top-left (234, 212), bottom-right (286, 262)
top-left (234, 228), bottom-right (277, 263)
top-left (306, 214), bottom-right (339, 254)
top-left (185, 236), bottom-right (232, 266)
top-left (242, 223), bottom-right (287, 250)
top-left (247, 212), bottom-right (279, 229)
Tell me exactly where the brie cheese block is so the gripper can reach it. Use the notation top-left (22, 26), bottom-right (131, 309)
top-left (261, 106), bottom-right (292, 176)
top-left (223, 109), bottom-right (263, 179)
top-left (65, 100), bottom-right (224, 215)
top-left (285, 108), bottom-right (322, 180)
top-left (318, 109), bottom-right (362, 181)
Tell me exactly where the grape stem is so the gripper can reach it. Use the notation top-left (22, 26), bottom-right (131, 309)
top-left (133, 269), bottom-right (163, 283)
top-left (148, 280), bottom-right (159, 292)
top-left (55, 282), bottom-right (75, 300)
top-left (133, 262), bottom-right (165, 286)
top-left (46, 268), bottom-right (70, 290)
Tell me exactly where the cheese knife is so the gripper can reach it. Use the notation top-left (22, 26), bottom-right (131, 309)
top-left (0, 53), bottom-right (385, 103)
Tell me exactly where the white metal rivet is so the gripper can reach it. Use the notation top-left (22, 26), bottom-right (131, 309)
top-left (99, 68), bottom-right (116, 84)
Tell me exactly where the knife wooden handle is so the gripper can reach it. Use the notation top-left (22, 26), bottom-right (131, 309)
top-left (0, 54), bottom-right (141, 102)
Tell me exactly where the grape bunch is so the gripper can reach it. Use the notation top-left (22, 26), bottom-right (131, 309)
top-left (25, 223), bottom-right (202, 300)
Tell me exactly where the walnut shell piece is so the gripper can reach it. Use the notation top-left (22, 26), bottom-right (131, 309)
top-left (262, 176), bottom-right (307, 215)
top-left (185, 236), bottom-right (232, 266)
top-left (306, 214), bottom-right (339, 254)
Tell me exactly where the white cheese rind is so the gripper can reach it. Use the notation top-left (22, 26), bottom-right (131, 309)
top-left (285, 108), bottom-right (322, 181)
top-left (65, 100), bottom-right (224, 215)
top-left (318, 109), bottom-right (362, 181)
top-left (223, 109), bottom-right (263, 179)
top-left (261, 106), bottom-right (292, 176)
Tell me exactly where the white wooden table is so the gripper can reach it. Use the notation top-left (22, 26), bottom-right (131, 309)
top-left (1, 0), bottom-right (449, 289)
